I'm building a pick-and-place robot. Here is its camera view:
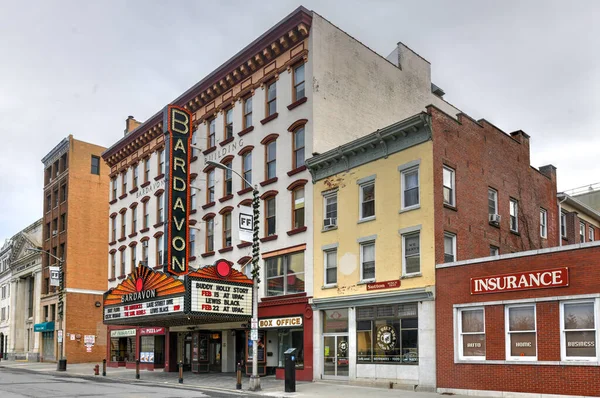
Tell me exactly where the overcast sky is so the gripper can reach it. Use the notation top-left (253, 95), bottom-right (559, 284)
top-left (1, 0), bottom-right (599, 240)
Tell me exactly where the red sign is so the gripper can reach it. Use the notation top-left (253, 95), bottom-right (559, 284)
top-left (366, 280), bottom-right (401, 291)
top-left (139, 327), bottom-right (165, 335)
top-left (470, 267), bottom-right (569, 295)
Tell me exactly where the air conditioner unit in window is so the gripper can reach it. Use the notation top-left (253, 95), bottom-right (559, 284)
top-left (488, 214), bottom-right (501, 224)
top-left (323, 218), bottom-right (337, 228)
top-left (52, 230), bottom-right (58, 236)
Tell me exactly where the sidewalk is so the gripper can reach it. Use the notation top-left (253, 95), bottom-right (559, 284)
top-left (0, 359), bottom-right (473, 398)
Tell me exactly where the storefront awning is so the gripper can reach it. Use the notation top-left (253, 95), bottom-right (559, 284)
top-left (311, 287), bottom-right (434, 310)
top-left (34, 322), bottom-right (55, 332)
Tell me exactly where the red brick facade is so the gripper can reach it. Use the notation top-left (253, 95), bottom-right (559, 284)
top-left (436, 243), bottom-right (600, 396)
top-left (429, 106), bottom-right (558, 265)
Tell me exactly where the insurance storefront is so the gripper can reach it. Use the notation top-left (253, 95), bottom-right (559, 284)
top-left (436, 241), bottom-right (600, 398)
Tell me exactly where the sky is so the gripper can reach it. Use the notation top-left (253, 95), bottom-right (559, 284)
top-left (1, 0), bottom-right (599, 240)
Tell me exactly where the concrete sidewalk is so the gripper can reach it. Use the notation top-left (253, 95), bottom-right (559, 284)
top-left (0, 359), bottom-right (473, 398)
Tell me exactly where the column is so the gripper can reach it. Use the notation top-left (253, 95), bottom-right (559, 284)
top-left (417, 300), bottom-right (436, 390)
top-left (8, 279), bottom-right (18, 353)
top-left (311, 309), bottom-right (322, 381)
top-left (348, 307), bottom-right (357, 380)
top-left (33, 270), bottom-right (42, 355)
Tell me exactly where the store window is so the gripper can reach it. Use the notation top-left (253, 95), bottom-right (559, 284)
top-left (356, 303), bottom-right (418, 364)
top-left (506, 305), bottom-right (537, 360)
top-left (323, 309), bottom-right (348, 333)
top-left (561, 301), bottom-right (597, 360)
top-left (110, 330), bottom-right (136, 362)
top-left (277, 328), bottom-right (304, 368)
top-left (140, 335), bottom-right (165, 365)
top-left (458, 308), bottom-right (485, 360)
top-left (265, 251), bottom-right (304, 296)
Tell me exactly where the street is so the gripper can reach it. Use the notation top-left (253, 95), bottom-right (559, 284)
top-left (0, 367), bottom-right (246, 398)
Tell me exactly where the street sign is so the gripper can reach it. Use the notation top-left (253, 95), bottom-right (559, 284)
top-left (251, 320), bottom-right (258, 329)
top-left (238, 205), bottom-right (253, 242)
top-left (57, 330), bottom-right (63, 343)
top-left (250, 329), bottom-right (258, 341)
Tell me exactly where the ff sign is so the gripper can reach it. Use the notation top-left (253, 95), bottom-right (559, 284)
top-left (163, 105), bottom-right (193, 276)
top-left (238, 205), bottom-right (253, 242)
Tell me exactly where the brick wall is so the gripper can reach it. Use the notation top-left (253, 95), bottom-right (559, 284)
top-left (65, 292), bottom-right (106, 363)
top-left (429, 106), bottom-right (558, 265)
top-left (436, 243), bottom-right (600, 396)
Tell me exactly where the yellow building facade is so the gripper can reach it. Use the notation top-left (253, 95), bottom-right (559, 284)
top-left (307, 114), bottom-right (437, 389)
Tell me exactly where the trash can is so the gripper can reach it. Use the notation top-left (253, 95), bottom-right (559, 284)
top-left (57, 359), bottom-right (67, 371)
top-left (283, 348), bottom-right (297, 393)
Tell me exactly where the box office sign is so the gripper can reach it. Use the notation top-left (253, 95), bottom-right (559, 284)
top-left (163, 105), bottom-right (193, 276)
top-left (259, 316), bottom-right (303, 329)
top-left (471, 267), bottom-right (569, 295)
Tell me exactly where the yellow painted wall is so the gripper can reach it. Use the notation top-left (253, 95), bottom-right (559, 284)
top-left (313, 141), bottom-right (434, 299)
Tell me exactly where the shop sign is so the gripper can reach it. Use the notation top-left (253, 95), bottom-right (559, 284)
top-left (110, 329), bottom-right (136, 338)
top-left (259, 316), bottom-right (303, 328)
top-left (190, 280), bottom-right (251, 316)
top-left (49, 266), bottom-right (60, 287)
top-left (139, 327), bottom-right (165, 335)
top-left (33, 321), bottom-right (55, 332)
top-left (163, 104), bottom-right (193, 276)
top-left (104, 296), bottom-right (184, 321)
top-left (366, 280), bottom-right (400, 291)
top-left (471, 267), bottom-right (569, 295)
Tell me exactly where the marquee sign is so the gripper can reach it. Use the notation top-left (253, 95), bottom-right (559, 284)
top-left (470, 267), bottom-right (569, 295)
top-left (103, 263), bottom-right (185, 324)
top-left (163, 105), bottom-right (193, 276)
top-left (185, 260), bottom-right (253, 319)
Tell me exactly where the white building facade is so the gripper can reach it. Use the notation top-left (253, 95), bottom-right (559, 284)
top-left (0, 238), bottom-right (12, 359)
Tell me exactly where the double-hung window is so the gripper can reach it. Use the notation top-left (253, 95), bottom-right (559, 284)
top-left (223, 162), bottom-right (233, 196)
top-left (189, 228), bottom-right (196, 257)
top-left (324, 249), bottom-right (337, 285)
top-left (144, 158), bottom-right (150, 183)
top-left (590, 226), bottom-right (595, 242)
top-left (292, 187), bottom-right (305, 229)
top-left (91, 156), bottom-right (100, 175)
top-left (111, 216), bottom-right (117, 241)
top-left (401, 167), bottom-right (419, 209)
top-left (132, 164), bottom-right (138, 188)
top-left (265, 251), bottom-right (305, 296)
top-left (207, 170), bottom-right (215, 203)
top-left (293, 63), bottom-right (305, 101)
top-left (444, 233), bottom-right (456, 263)
top-left (111, 178), bottom-right (117, 200)
top-left (206, 218), bottom-right (214, 253)
top-left (156, 235), bottom-right (163, 266)
top-left (359, 179), bottom-right (375, 220)
top-left (540, 208), bottom-right (547, 238)
top-left (265, 197), bottom-right (276, 236)
top-left (506, 305), bottom-right (537, 360)
top-left (130, 246), bottom-right (136, 271)
top-left (242, 152), bottom-right (252, 189)
top-left (561, 211), bottom-right (567, 238)
top-left (510, 198), bottom-right (519, 232)
top-left (110, 252), bottom-right (116, 279)
top-left (265, 141), bottom-right (276, 180)
top-left (243, 96), bottom-right (253, 128)
top-left (490, 246), bottom-right (499, 256)
top-left (323, 191), bottom-right (338, 228)
top-left (223, 212), bottom-right (232, 248)
top-left (120, 213), bottom-right (126, 238)
top-left (266, 81), bottom-right (277, 117)
top-left (292, 127), bottom-right (305, 169)
top-left (131, 207), bottom-right (137, 233)
top-left (122, 171), bottom-right (128, 195)
top-left (360, 242), bottom-right (375, 281)
top-left (488, 188), bottom-right (498, 218)
top-left (561, 301), bottom-right (597, 361)
top-left (142, 240), bottom-right (148, 263)
top-left (402, 232), bottom-right (420, 275)
top-left (143, 202), bottom-right (149, 229)
top-left (191, 179), bottom-right (197, 209)
top-left (157, 193), bottom-right (164, 223)
top-left (458, 308), bottom-right (486, 360)
top-left (224, 108), bottom-right (233, 140)
top-left (443, 166), bottom-right (455, 206)
top-left (158, 150), bottom-right (165, 175)
top-left (580, 222), bottom-right (585, 243)
top-left (120, 250), bottom-right (126, 276)
top-left (207, 119), bottom-right (216, 148)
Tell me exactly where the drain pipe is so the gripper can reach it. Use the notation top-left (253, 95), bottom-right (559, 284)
top-left (558, 195), bottom-right (568, 246)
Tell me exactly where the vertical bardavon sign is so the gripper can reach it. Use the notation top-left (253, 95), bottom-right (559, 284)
top-left (163, 105), bottom-right (193, 276)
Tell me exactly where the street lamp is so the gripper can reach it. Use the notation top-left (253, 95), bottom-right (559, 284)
top-left (27, 247), bottom-right (66, 371)
top-left (205, 160), bottom-right (261, 391)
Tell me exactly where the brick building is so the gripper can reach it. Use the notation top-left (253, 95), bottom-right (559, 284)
top-left (436, 241), bottom-right (600, 397)
top-left (307, 105), bottom-right (558, 389)
top-left (41, 135), bottom-right (109, 363)
top-left (558, 192), bottom-right (600, 246)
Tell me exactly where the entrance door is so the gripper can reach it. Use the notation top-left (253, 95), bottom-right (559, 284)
top-left (323, 335), bottom-right (349, 378)
top-left (209, 333), bottom-right (222, 372)
top-left (183, 335), bottom-right (192, 371)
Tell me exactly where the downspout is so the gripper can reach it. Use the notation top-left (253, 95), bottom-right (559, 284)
top-left (558, 195), bottom-right (568, 246)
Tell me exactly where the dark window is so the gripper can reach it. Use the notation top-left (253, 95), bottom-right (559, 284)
top-left (91, 156), bottom-right (100, 175)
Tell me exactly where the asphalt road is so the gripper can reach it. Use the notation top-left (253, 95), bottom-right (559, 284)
top-left (0, 367), bottom-right (247, 398)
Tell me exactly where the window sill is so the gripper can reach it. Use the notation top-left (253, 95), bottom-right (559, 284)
top-left (129, 187), bottom-right (139, 194)
top-left (399, 205), bottom-right (420, 214)
top-left (321, 226), bottom-right (338, 232)
top-left (237, 187), bottom-right (253, 196)
top-left (219, 194), bottom-right (234, 203)
top-left (153, 265), bottom-right (162, 270)
top-left (237, 242), bottom-right (252, 249)
top-left (128, 233), bottom-right (137, 238)
top-left (119, 193), bottom-right (128, 200)
top-left (109, 240), bottom-right (117, 246)
top-left (154, 174), bottom-right (165, 181)
top-left (443, 203), bottom-right (457, 212)
top-left (287, 165), bottom-right (307, 177)
top-left (153, 222), bottom-right (165, 228)
top-left (260, 177), bottom-right (278, 187)
top-left (108, 278), bottom-right (116, 282)
top-left (202, 202), bottom-right (215, 210)
top-left (109, 199), bottom-right (118, 205)
top-left (219, 247), bottom-right (233, 253)
top-left (510, 230), bottom-right (520, 236)
top-left (117, 275), bottom-right (126, 280)
top-left (140, 181), bottom-right (151, 188)
top-left (357, 279), bottom-right (376, 285)
top-left (287, 226), bottom-right (307, 236)
top-left (488, 221), bottom-right (500, 229)
top-left (203, 146), bottom-right (216, 156)
top-left (401, 273), bottom-right (422, 280)
top-left (140, 228), bottom-right (150, 233)
top-left (118, 237), bottom-right (127, 242)
top-left (357, 216), bottom-right (375, 224)
top-left (322, 284), bottom-right (337, 290)
top-left (238, 126), bottom-right (254, 137)
top-left (201, 251), bottom-right (215, 258)
top-left (220, 137), bottom-right (235, 147)
top-left (260, 235), bottom-right (278, 243)
top-left (260, 113), bottom-right (279, 125)
top-left (287, 96), bottom-right (307, 111)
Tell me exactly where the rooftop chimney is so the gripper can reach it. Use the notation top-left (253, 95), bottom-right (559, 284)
top-left (124, 116), bottom-right (141, 136)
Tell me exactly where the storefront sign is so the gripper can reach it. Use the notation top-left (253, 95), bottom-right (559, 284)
top-left (110, 329), bottom-right (136, 338)
top-left (259, 316), bottom-right (303, 328)
top-left (33, 321), bottom-right (55, 332)
top-left (139, 327), bottom-right (165, 335)
top-left (163, 104), bottom-right (192, 276)
top-left (49, 266), bottom-right (60, 287)
top-left (238, 205), bottom-right (254, 242)
top-left (190, 280), bottom-right (251, 316)
top-left (470, 267), bottom-right (569, 294)
top-left (366, 280), bottom-right (401, 291)
top-left (104, 296), bottom-right (184, 321)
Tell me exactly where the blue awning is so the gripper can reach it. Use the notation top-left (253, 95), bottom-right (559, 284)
top-left (34, 322), bottom-right (55, 332)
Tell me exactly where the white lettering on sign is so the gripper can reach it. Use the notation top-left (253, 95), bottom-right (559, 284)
top-left (104, 296), bottom-right (184, 321)
top-left (515, 342), bottom-right (532, 347)
top-left (470, 268), bottom-right (569, 294)
top-left (259, 316), bottom-right (303, 328)
top-left (567, 341), bottom-right (595, 347)
top-left (190, 280), bottom-right (252, 316)
top-left (466, 342), bottom-right (482, 348)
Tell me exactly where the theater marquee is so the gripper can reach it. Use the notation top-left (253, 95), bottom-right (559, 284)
top-left (163, 105), bottom-right (193, 276)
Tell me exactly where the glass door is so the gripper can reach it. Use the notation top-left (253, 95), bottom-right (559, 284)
top-left (323, 334), bottom-right (349, 378)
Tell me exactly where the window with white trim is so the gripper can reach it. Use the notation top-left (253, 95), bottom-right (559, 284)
top-left (490, 245), bottom-right (499, 256)
top-left (324, 249), bottom-right (337, 285)
top-left (506, 305), bottom-right (537, 360)
top-left (444, 232), bottom-right (456, 263)
top-left (561, 211), bottom-right (567, 238)
top-left (580, 222), bottom-right (585, 243)
top-left (401, 167), bottom-right (419, 209)
top-left (590, 226), bottom-right (595, 242)
top-left (561, 301), bottom-right (597, 361)
top-left (323, 191), bottom-right (337, 228)
top-left (540, 208), bottom-right (547, 238)
top-left (443, 166), bottom-right (455, 206)
top-left (510, 198), bottom-right (518, 232)
top-left (488, 188), bottom-right (498, 217)
top-left (458, 307), bottom-right (486, 360)
top-left (402, 232), bottom-right (420, 275)
top-left (359, 182), bottom-right (375, 220)
top-left (360, 242), bottom-right (375, 281)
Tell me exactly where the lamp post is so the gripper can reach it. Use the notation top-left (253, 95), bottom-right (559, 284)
top-left (205, 160), bottom-right (261, 391)
top-left (27, 247), bottom-right (66, 371)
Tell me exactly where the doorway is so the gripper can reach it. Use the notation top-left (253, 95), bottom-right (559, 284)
top-left (323, 335), bottom-right (349, 378)
top-left (235, 330), bottom-right (246, 368)
top-left (209, 332), bottom-right (222, 372)
top-left (183, 334), bottom-right (192, 371)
